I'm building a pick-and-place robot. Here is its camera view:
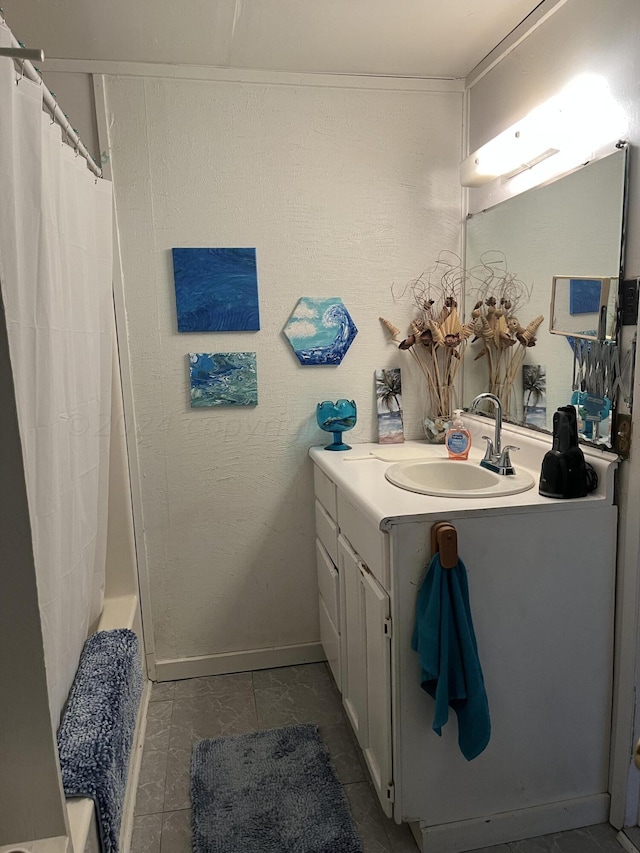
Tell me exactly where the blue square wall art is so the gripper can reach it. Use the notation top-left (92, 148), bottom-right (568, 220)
top-left (172, 248), bottom-right (260, 332)
top-left (189, 352), bottom-right (258, 407)
top-left (569, 278), bottom-right (602, 315)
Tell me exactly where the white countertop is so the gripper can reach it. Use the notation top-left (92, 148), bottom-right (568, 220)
top-left (309, 415), bottom-right (618, 531)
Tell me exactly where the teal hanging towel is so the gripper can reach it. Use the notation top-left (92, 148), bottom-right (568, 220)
top-left (411, 550), bottom-right (491, 760)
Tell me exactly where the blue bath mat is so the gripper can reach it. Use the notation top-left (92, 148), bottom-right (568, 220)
top-left (191, 724), bottom-right (363, 853)
top-left (57, 628), bottom-right (143, 853)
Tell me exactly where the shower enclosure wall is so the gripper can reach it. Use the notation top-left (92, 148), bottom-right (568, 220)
top-left (0, 18), bottom-right (146, 851)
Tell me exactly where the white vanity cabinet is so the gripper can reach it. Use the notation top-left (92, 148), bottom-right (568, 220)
top-left (310, 437), bottom-right (619, 853)
top-left (314, 466), bottom-right (394, 816)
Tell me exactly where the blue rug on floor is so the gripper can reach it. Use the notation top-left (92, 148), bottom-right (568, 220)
top-left (57, 628), bottom-right (143, 853)
top-left (191, 724), bottom-right (363, 853)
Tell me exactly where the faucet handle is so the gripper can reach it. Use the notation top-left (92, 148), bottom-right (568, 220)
top-left (498, 445), bottom-right (520, 473)
top-left (481, 435), bottom-right (495, 460)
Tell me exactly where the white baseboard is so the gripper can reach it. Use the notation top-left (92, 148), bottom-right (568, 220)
top-left (413, 794), bottom-right (610, 852)
top-left (154, 642), bottom-right (326, 681)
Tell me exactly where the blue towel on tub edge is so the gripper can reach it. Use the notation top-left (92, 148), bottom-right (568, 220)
top-left (411, 553), bottom-right (491, 760)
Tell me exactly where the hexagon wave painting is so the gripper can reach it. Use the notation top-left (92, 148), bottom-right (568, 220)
top-left (283, 298), bottom-right (358, 365)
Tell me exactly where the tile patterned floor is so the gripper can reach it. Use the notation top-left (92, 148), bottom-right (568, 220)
top-left (131, 662), bottom-right (624, 853)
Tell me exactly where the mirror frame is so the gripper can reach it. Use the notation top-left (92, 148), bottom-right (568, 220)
top-left (463, 142), bottom-right (629, 450)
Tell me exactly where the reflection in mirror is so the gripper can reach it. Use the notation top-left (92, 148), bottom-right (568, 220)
top-left (549, 276), bottom-right (617, 341)
top-left (464, 146), bottom-right (627, 446)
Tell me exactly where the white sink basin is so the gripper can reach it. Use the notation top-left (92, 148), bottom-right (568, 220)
top-left (385, 459), bottom-right (535, 498)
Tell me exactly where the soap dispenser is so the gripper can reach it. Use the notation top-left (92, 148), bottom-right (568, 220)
top-left (445, 410), bottom-right (472, 460)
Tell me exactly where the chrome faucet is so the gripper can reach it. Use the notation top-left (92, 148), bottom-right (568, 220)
top-left (469, 393), bottom-right (519, 475)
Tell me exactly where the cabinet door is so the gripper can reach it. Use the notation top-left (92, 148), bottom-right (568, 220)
top-left (362, 567), bottom-right (393, 817)
top-left (339, 534), bottom-right (368, 747)
top-left (339, 534), bottom-right (393, 818)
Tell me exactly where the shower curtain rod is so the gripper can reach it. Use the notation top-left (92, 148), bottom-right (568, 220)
top-left (0, 31), bottom-right (103, 178)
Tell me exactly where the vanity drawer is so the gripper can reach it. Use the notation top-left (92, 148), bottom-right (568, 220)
top-left (314, 465), bottom-right (338, 520)
top-left (315, 499), bottom-right (339, 565)
top-left (319, 594), bottom-right (341, 691)
top-left (316, 539), bottom-right (340, 629)
top-left (337, 491), bottom-right (390, 590)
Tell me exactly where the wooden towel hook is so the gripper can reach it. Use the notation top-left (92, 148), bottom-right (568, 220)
top-left (430, 521), bottom-right (458, 569)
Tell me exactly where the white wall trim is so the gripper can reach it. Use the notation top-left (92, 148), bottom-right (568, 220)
top-left (45, 59), bottom-right (464, 93)
top-left (154, 642), bottom-right (326, 682)
top-left (413, 794), bottom-right (610, 853)
top-left (465, 0), bottom-right (569, 91)
top-left (610, 462), bottom-right (640, 829)
top-left (92, 74), bottom-right (157, 671)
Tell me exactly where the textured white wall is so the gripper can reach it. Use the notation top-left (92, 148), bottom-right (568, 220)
top-left (106, 75), bottom-right (462, 664)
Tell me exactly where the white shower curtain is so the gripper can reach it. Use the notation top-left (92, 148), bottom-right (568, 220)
top-left (0, 26), bottom-right (114, 727)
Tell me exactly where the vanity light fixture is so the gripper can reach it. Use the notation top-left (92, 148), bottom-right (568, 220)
top-left (460, 74), bottom-right (627, 189)
top-left (460, 122), bottom-right (560, 188)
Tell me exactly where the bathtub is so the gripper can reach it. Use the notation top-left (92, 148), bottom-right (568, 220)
top-left (66, 594), bottom-right (150, 853)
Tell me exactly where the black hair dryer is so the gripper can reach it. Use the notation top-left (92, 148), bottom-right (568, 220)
top-left (538, 406), bottom-right (588, 499)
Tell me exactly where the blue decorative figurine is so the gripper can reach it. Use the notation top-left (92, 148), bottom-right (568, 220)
top-left (316, 399), bottom-right (357, 451)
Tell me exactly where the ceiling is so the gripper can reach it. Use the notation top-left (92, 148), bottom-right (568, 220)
top-left (2, 0), bottom-right (544, 79)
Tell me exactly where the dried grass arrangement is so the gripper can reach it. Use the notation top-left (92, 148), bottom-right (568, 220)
top-left (467, 252), bottom-right (544, 419)
top-left (380, 252), bottom-right (473, 423)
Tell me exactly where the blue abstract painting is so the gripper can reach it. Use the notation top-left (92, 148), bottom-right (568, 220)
top-left (172, 248), bottom-right (260, 332)
top-left (569, 278), bottom-right (602, 315)
top-left (189, 352), bottom-right (258, 407)
top-left (283, 297), bottom-right (358, 365)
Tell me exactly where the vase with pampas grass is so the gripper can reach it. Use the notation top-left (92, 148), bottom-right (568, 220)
top-left (380, 252), bottom-right (473, 442)
top-left (466, 252), bottom-right (543, 421)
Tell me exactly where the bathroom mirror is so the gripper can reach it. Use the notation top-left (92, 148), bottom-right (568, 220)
top-left (464, 145), bottom-right (627, 445)
top-left (549, 276), bottom-right (617, 341)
